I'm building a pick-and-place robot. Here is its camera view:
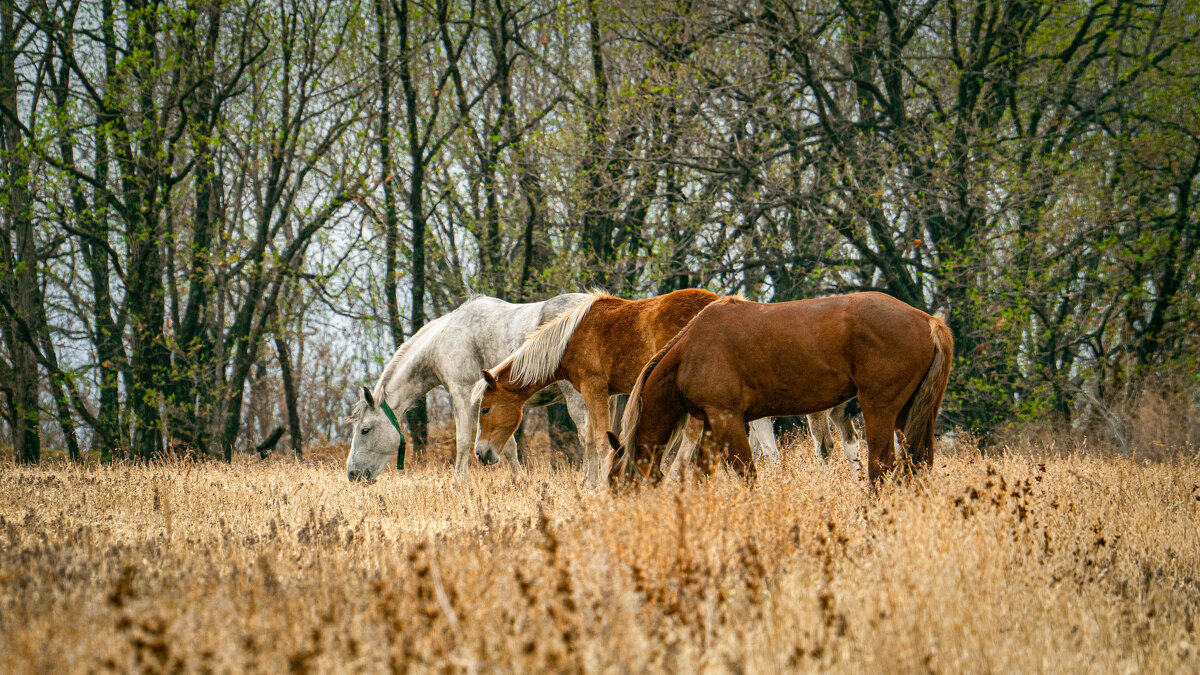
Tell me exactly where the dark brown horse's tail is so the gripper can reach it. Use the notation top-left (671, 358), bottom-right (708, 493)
top-left (902, 316), bottom-right (954, 467)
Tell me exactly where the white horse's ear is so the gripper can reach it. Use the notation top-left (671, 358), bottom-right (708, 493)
top-left (481, 370), bottom-right (497, 388)
top-left (362, 386), bottom-right (375, 407)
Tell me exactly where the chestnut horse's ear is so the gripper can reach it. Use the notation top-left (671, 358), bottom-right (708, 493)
top-left (606, 431), bottom-right (622, 454)
top-left (362, 385), bottom-right (375, 408)
top-left (481, 369), bottom-right (497, 388)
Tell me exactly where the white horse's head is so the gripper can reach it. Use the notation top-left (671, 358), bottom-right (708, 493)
top-left (344, 386), bottom-right (405, 482)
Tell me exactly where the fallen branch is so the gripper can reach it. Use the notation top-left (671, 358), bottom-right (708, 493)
top-left (256, 426), bottom-right (286, 459)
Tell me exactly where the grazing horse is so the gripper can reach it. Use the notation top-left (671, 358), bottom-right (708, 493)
top-left (344, 294), bottom-right (592, 481)
top-left (607, 292), bottom-right (953, 487)
top-left (473, 289), bottom-right (840, 485)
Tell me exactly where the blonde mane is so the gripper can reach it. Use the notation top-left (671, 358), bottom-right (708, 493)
top-left (498, 291), bottom-right (605, 387)
top-left (470, 377), bottom-right (488, 407)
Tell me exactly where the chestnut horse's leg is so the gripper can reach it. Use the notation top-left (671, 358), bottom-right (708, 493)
top-left (860, 402), bottom-right (899, 484)
top-left (579, 381), bottom-right (611, 487)
top-left (708, 412), bottom-right (756, 481)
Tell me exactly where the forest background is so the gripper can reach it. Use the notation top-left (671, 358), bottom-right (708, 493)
top-left (1, 0), bottom-right (1197, 464)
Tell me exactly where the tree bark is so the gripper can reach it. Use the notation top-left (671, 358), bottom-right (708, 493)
top-left (275, 334), bottom-right (303, 456)
top-left (375, 0), bottom-right (404, 350)
top-left (396, 0), bottom-right (428, 456)
top-left (0, 2), bottom-right (41, 464)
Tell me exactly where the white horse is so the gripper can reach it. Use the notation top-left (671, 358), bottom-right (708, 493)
top-left (345, 293), bottom-right (594, 481)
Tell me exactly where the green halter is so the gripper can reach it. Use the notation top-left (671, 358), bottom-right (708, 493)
top-left (379, 400), bottom-right (407, 470)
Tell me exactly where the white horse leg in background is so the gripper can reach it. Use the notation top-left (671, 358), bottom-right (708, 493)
top-left (810, 401), bottom-right (863, 475)
top-left (830, 403), bottom-right (863, 475)
top-left (748, 418), bottom-right (780, 464)
top-left (562, 385), bottom-right (589, 449)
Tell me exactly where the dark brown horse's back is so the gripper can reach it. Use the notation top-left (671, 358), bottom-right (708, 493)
top-left (676, 293), bottom-right (937, 419)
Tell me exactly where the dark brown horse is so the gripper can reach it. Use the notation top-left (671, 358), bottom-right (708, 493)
top-left (607, 292), bottom-right (953, 486)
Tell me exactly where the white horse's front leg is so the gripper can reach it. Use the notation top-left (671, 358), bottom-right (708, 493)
top-left (450, 389), bottom-right (477, 480)
top-left (748, 418), bottom-right (780, 464)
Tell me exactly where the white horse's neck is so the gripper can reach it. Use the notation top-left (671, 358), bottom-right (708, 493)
top-left (373, 321), bottom-right (443, 410)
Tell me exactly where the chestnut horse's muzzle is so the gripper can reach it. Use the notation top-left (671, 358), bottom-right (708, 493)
top-left (475, 443), bottom-right (500, 466)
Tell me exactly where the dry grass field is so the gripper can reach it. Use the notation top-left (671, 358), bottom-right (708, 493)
top-left (1, 429), bottom-right (1198, 673)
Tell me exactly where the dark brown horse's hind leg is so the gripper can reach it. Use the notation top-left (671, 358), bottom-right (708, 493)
top-left (709, 413), bottom-right (756, 482)
top-left (860, 403), bottom-right (899, 484)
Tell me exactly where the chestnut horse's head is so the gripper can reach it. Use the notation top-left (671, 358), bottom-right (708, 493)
top-left (472, 370), bottom-right (525, 466)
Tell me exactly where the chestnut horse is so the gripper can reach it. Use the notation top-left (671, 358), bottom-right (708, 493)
top-left (608, 292), bottom-right (953, 486)
top-left (474, 289), bottom-right (790, 485)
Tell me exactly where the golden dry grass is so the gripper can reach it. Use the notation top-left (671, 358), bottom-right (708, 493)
top-left (1, 435), bottom-right (1198, 673)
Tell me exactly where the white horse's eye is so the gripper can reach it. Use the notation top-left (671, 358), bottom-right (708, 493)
top-left (361, 427), bottom-right (371, 436)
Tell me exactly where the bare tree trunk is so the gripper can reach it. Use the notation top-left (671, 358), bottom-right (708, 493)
top-left (375, 0), bottom-right (404, 350)
top-left (0, 2), bottom-right (40, 464)
top-left (580, 0), bottom-right (613, 288)
top-left (275, 334), bottom-right (302, 456)
top-left (395, 0), bottom-right (428, 457)
top-left (91, 0), bottom-right (124, 459)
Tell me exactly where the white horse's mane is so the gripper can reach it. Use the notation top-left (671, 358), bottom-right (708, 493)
top-left (358, 301), bottom-right (472, 416)
top-left (495, 291), bottom-right (605, 387)
top-left (377, 323), bottom-right (432, 390)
